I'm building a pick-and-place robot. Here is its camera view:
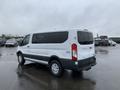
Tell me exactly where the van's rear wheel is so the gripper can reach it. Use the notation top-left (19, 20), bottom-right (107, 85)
top-left (18, 53), bottom-right (25, 66)
top-left (49, 60), bottom-right (64, 77)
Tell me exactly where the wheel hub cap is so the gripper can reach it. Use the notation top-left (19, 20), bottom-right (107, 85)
top-left (51, 63), bottom-right (59, 74)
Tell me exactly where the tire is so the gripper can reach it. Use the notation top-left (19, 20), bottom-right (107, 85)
top-left (18, 53), bottom-right (25, 66)
top-left (49, 60), bottom-right (64, 77)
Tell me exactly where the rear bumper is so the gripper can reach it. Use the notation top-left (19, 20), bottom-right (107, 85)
top-left (61, 57), bottom-right (96, 71)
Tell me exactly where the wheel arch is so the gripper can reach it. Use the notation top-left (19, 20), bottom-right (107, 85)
top-left (16, 51), bottom-right (22, 56)
top-left (49, 55), bottom-right (62, 65)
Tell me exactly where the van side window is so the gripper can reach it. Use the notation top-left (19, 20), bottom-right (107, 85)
top-left (22, 35), bottom-right (30, 46)
top-left (32, 32), bottom-right (68, 44)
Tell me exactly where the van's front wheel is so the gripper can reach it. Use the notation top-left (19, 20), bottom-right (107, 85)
top-left (49, 60), bottom-right (64, 77)
top-left (18, 53), bottom-right (25, 66)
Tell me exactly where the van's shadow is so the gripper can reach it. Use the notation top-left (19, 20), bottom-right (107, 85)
top-left (17, 63), bottom-right (96, 90)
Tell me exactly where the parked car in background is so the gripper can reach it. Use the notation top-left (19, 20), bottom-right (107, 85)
top-left (5, 38), bottom-right (18, 47)
top-left (95, 36), bottom-right (115, 46)
top-left (95, 38), bottom-right (117, 47)
top-left (95, 38), bottom-right (110, 46)
top-left (99, 36), bottom-right (110, 46)
top-left (99, 39), bottom-right (110, 46)
top-left (95, 38), bottom-right (101, 46)
top-left (0, 38), bottom-right (6, 46)
top-left (109, 39), bottom-right (117, 46)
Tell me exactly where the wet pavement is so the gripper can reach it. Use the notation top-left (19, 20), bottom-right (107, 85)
top-left (0, 45), bottom-right (120, 90)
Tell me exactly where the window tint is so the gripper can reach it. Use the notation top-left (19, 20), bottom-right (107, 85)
top-left (77, 31), bottom-right (93, 45)
top-left (32, 31), bottom-right (68, 44)
top-left (22, 35), bottom-right (30, 46)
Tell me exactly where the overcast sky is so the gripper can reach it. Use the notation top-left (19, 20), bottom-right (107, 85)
top-left (0, 0), bottom-right (120, 36)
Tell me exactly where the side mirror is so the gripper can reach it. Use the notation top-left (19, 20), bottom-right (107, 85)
top-left (18, 40), bottom-right (23, 46)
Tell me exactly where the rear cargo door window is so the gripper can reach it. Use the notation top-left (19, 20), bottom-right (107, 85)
top-left (77, 31), bottom-right (93, 45)
top-left (32, 31), bottom-right (68, 44)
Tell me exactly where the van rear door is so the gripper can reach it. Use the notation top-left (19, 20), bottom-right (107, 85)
top-left (77, 31), bottom-right (95, 60)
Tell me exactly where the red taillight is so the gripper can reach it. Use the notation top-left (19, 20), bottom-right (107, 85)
top-left (71, 43), bottom-right (78, 61)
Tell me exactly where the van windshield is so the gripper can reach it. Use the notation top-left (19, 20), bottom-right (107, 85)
top-left (77, 31), bottom-right (93, 45)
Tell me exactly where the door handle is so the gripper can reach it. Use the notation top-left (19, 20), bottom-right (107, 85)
top-left (89, 47), bottom-right (92, 49)
top-left (27, 46), bottom-right (30, 48)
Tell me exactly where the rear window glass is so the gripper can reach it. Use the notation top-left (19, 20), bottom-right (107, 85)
top-left (32, 31), bottom-right (68, 44)
top-left (77, 31), bottom-right (93, 45)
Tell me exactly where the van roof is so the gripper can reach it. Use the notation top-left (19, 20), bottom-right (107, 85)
top-left (28, 29), bottom-right (91, 35)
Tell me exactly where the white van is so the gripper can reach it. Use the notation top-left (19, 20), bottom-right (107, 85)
top-left (17, 29), bottom-right (96, 77)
